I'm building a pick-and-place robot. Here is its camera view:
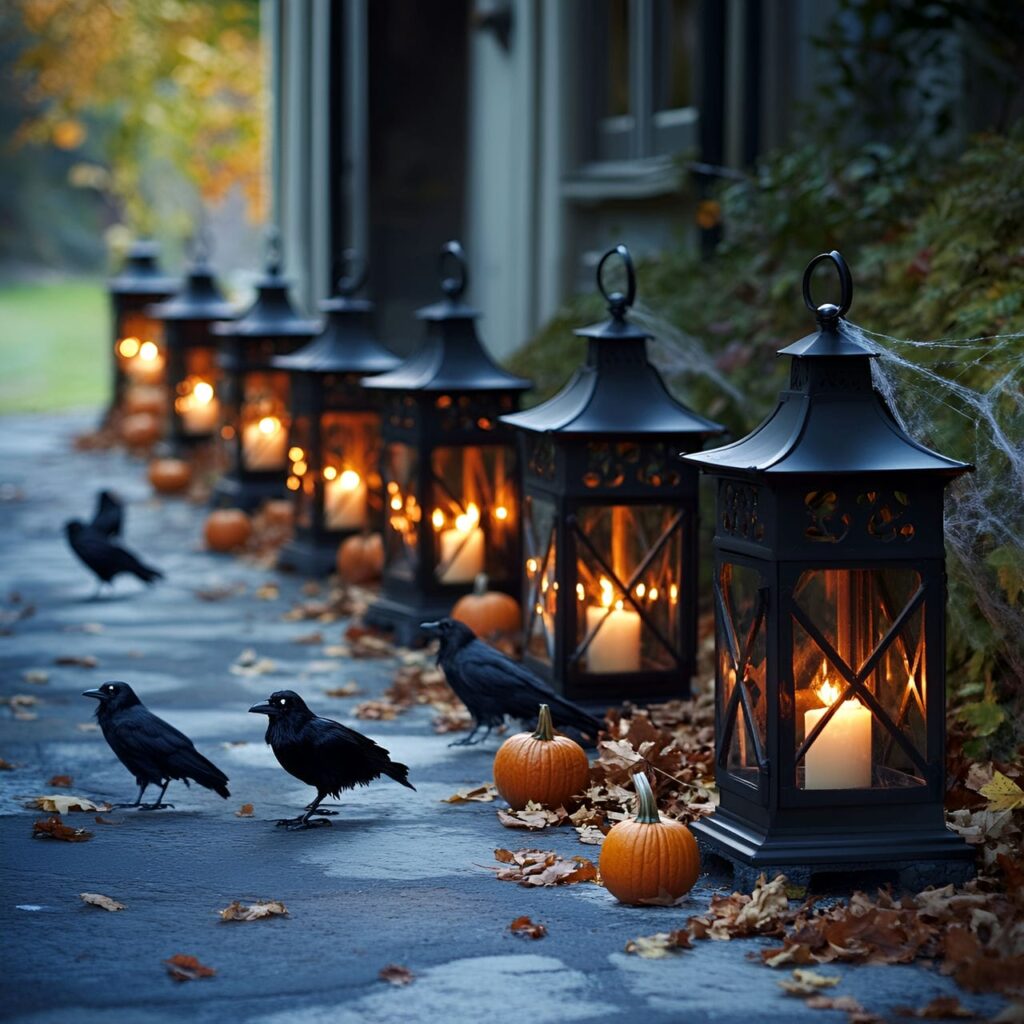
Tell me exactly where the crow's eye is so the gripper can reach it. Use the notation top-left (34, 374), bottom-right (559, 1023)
top-left (106, 685), bottom-right (115, 692)
top-left (279, 698), bottom-right (287, 706)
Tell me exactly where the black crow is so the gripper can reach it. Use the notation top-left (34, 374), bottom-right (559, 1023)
top-left (83, 682), bottom-right (229, 808)
top-left (91, 490), bottom-right (123, 537)
top-left (65, 520), bottom-right (162, 596)
top-left (421, 618), bottom-right (604, 745)
top-left (249, 690), bottom-right (415, 830)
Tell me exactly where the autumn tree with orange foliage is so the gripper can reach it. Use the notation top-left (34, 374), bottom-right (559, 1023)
top-left (13, 0), bottom-right (265, 233)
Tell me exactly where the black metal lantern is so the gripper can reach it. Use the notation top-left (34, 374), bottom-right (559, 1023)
top-left (272, 255), bottom-right (402, 574)
top-left (500, 245), bottom-right (724, 703)
top-left (106, 240), bottom-right (178, 420)
top-left (683, 251), bottom-right (974, 889)
top-left (210, 234), bottom-right (320, 509)
top-left (146, 239), bottom-right (238, 453)
top-left (363, 241), bottom-right (532, 640)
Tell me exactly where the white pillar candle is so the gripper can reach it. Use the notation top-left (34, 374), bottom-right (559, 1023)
top-left (125, 339), bottom-right (165, 384)
top-left (179, 380), bottom-right (220, 435)
top-left (585, 601), bottom-right (642, 673)
top-left (804, 678), bottom-right (872, 789)
top-left (242, 415), bottom-right (287, 470)
top-left (438, 504), bottom-right (484, 584)
top-left (324, 469), bottom-right (368, 530)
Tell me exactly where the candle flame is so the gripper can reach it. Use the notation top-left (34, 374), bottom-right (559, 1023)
top-left (599, 577), bottom-right (614, 608)
top-left (258, 415), bottom-right (281, 435)
top-left (431, 508), bottom-right (445, 530)
top-left (193, 381), bottom-right (214, 404)
top-left (339, 469), bottom-right (361, 490)
top-left (815, 662), bottom-right (843, 707)
top-left (669, 583), bottom-right (679, 603)
top-left (391, 496), bottom-right (403, 511)
top-left (649, 586), bottom-right (659, 601)
top-left (118, 336), bottom-right (140, 358)
top-left (576, 583), bottom-right (585, 601)
top-left (494, 505), bottom-right (508, 521)
top-left (635, 582), bottom-right (646, 599)
top-left (455, 503), bottom-right (480, 532)
top-left (139, 340), bottom-right (159, 362)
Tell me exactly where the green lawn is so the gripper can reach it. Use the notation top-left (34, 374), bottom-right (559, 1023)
top-left (0, 279), bottom-right (109, 413)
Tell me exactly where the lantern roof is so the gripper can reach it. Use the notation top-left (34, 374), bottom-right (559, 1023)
top-left (362, 241), bottom-right (532, 394)
top-left (273, 253), bottom-right (401, 376)
top-left (212, 231), bottom-right (320, 339)
top-left (146, 238), bottom-right (238, 322)
top-left (108, 240), bottom-right (178, 296)
top-left (683, 251), bottom-right (972, 478)
top-left (501, 245), bottom-right (724, 438)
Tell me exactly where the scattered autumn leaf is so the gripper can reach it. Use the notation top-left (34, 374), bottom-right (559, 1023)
top-left (509, 916), bottom-right (547, 939)
top-left (497, 803), bottom-right (568, 830)
top-left (165, 954), bottom-right (216, 982)
top-left (895, 996), bottom-right (977, 1018)
top-left (94, 815), bottom-right (120, 825)
top-left (625, 930), bottom-right (692, 958)
top-left (689, 873), bottom-right (799, 944)
top-left (22, 669), bottom-right (49, 684)
top-left (492, 848), bottom-right (598, 887)
top-left (806, 995), bottom-right (870, 1014)
top-left (291, 631), bottom-right (324, 645)
top-left (54, 655), bottom-right (98, 668)
top-left (218, 900), bottom-right (288, 922)
top-left (979, 771), bottom-right (1024, 812)
top-left (6, 694), bottom-right (39, 720)
top-left (574, 824), bottom-right (606, 845)
top-left (255, 583), bottom-right (279, 600)
top-left (194, 583), bottom-right (246, 602)
top-left (49, 775), bottom-right (72, 787)
top-left (33, 815), bottom-right (92, 842)
top-left (229, 649), bottom-right (277, 676)
top-left (80, 892), bottom-right (125, 912)
top-left (27, 794), bottom-right (109, 814)
top-left (235, 804), bottom-right (254, 818)
top-left (379, 964), bottom-right (414, 986)
top-left (777, 968), bottom-right (841, 995)
top-left (325, 682), bottom-right (362, 698)
top-left (442, 782), bottom-right (498, 804)
top-left (0, 757), bottom-right (14, 770)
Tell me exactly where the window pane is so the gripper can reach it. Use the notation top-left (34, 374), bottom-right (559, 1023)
top-left (653, 0), bottom-right (695, 111)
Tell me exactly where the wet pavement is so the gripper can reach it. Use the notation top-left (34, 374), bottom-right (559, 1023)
top-left (0, 413), bottom-right (1009, 1023)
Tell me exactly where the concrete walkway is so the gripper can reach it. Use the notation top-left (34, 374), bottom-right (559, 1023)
top-left (0, 414), bottom-right (1008, 1023)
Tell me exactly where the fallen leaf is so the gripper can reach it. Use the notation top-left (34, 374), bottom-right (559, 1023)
top-left (22, 669), bottom-right (49, 684)
top-left (33, 815), bottom-right (92, 842)
top-left (194, 583), bottom-right (245, 602)
top-left (218, 900), bottom-right (288, 922)
top-left (575, 824), bottom-right (606, 845)
top-left (54, 655), bottom-right (98, 668)
top-left (229, 648), bottom-right (277, 676)
top-left (27, 794), bottom-right (109, 814)
top-left (895, 995), bottom-right (977, 1018)
top-left (235, 803), bottom-right (254, 818)
top-left (492, 848), bottom-right (598, 887)
top-left (255, 583), bottom-right (279, 600)
top-left (0, 757), bottom-right (14, 770)
top-left (291, 631), bottom-right (323, 645)
top-left (806, 995), bottom-right (868, 1013)
top-left (497, 803), bottom-right (568, 830)
top-left (379, 964), bottom-right (414, 986)
top-left (94, 815), bottom-right (120, 825)
top-left (80, 892), bottom-right (125, 912)
top-left (778, 968), bottom-right (841, 995)
top-left (49, 775), bottom-right (73, 787)
top-left (509, 916), bottom-right (547, 939)
top-left (325, 682), bottom-right (362, 698)
top-left (165, 954), bottom-right (216, 982)
top-left (6, 694), bottom-right (39, 720)
top-left (442, 782), bottom-right (498, 804)
top-left (979, 771), bottom-right (1024, 812)
top-left (625, 930), bottom-right (692, 958)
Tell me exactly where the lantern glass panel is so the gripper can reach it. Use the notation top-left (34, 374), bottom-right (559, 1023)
top-left (116, 313), bottom-right (165, 386)
top-left (524, 495), bottom-right (558, 664)
top-left (572, 504), bottom-right (682, 674)
top-left (384, 441), bottom-right (420, 576)
top-left (718, 562), bottom-right (767, 784)
top-left (240, 371), bottom-right (290, 472)
top-left (286, 414), bottom-right (313, 521)
top-left (174, 349), bottom-right (221, 436)
top-left (792, 567), bottom-right (928, 791)
top-left (428, 445), bottom-right (517, 586)
top-left (321, 411), bottom-right (380, 531)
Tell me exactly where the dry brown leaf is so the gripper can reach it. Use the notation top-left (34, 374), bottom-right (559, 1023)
top-left (80, 892), bottom-right (125, 912)
top-left (235, 803), bottom-right (254, 818)
top-left (689, 873), bottom-right (799, 944)
top-left (255, 583), bottom-right (280, 600)
top-left (509, 916), bottom-right (547, 939)
top-left (441, 782), bottom-right (498, 804)
top-left (291, 630), bottom-right (323, 645)
top-left (194, 583), bottom-right (246, 602)
top-left (33, 815), bottom-right (92, 842)
top-left (165, 954), bottom-right (216, 982)
top-left (7, 694), bottom-right (39, 720)
top-left (895, 996), bottom-right (977, 1018)
top-left (492, 848), bottom-right (598, 887)
top-left (94, 815), bottom-right (119, 825)
top-left (218, 900), bottom-right (288, 922)
top-left (28, 794), bottom-right (109, 814)
top-left (353, 699), bottom-right (399, 721)
top-left (378, 964), bottom-right (414, 986)
top-left (806, 995), bottom-right (868, 1013)
top-left (325, 682), bottom-right (362, 698)
top-left (0, 757), bottom-right (14, 770)
top-left (48, 775), bottom-right (73, 787)
top-left (624, 930), bottom-right (692, 958)
top-left (575, 824), bottom-right (606, 845)
top-left (23, 669), bottom-right (49, 684)
top-left (777, 968), bottom-right (841, 995)
top-left (229, 649), bottom-right (277, 676)
top-left (54, 655), bottom-right (98, 668)
top-left (497, 803), bottom-right (568, 831)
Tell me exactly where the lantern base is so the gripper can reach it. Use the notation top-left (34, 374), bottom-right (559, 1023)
top-left (210, 473), bottom-right (285, 512)
top-left (692, 809), bottom-right (975, 892)
top-left (278, 536), bottom-right (340, 577)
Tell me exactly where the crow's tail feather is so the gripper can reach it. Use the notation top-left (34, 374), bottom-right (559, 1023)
top-left (131, 559), bottom-right (163, 584)
top-left (548, 695), bottom-right (604, 738)
top-left (384, 760), bottom-right (416, 791)
top-left (173, 748), bottom-right (230, 798)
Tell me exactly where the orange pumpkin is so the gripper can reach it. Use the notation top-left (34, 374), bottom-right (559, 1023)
top-left (336, 532), bottom-right (384, 584)
top-left (121, 412), bottom-right (161, 448)
top-left (493, 704), bottom-right (591, 810)
top-left (204, 508), bottom-right (252, 552)
top-left (599, 771), bottom-right (700, 905)
top-left (452, 573), bottom-right (521, 638)
top-left (147, 458), bottom-right (191, 494)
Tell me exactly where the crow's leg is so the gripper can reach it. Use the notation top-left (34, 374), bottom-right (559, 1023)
top-left (277, 791), bottom-right (332, 830)
top-left (113, 783), bottom-right (147, 808)
top-left (140, 778), bottom-right (175, 810)
top-left (305, 798), bottom-right (339, 816)
top-left (448, 722), bottom-right (482, 747)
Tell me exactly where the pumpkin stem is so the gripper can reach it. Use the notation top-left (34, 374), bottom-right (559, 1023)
top-left (532, 704), bottom-right (555, 742)
top-left (472, 572), bottom-right (489, 596)
top-left (632, 771), bottom-right (661, 824)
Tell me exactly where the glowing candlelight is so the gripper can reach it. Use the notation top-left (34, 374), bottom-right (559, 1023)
top-left (324, 468), bottom-right (368, 530)
top-left (585, 577), bottom-right (641, 673)
top-left (242, 414), bottom-right (287, 470)
top-left (177, 378), bottom-right (219, 435)
top-left (803, 661), bottom-right (872, 789)
top-left (438, 503), bottom-right (484, 584)
top-left (125, 338), bottom-right (165, 384)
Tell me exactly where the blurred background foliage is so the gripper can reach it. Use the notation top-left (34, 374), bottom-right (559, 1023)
top-left (511, 1), bottom-right (1024, 759)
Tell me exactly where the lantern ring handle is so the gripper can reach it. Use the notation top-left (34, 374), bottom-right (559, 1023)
top-left (439, 240), bottom-right (468, 299)
top-left (335, 249), bottom-right (368, 296)
top-left (597, 244), bottom-right (636, 316)
top-left (802, 250), bottom-right (853, 318)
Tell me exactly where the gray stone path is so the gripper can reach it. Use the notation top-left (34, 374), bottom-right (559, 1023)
top-left (0, 413), bottom-right (1008, 1022)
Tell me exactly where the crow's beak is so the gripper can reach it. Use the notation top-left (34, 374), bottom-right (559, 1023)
top-left (82, 688), bottom-right (106, 701)
top-left (420, 621), bottom-right (442, 637)
top-left (248, 701), bottom-right (274, 715)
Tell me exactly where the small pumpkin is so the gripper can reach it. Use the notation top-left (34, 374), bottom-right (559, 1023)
top-left (599, 771), bottom-right (700, 905)
top-left (204, 508), bottom-right (252, 552)
top-left (493, 703), bottom-right (590, 810)
top-left (120, 412), bottom-right (161, 448)
top-left (148, 458), bottom-right (191, 494)
top-left (452, 573), bottom-right (521, 638)
top-left (336, 532), bottom-right (384, 584)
